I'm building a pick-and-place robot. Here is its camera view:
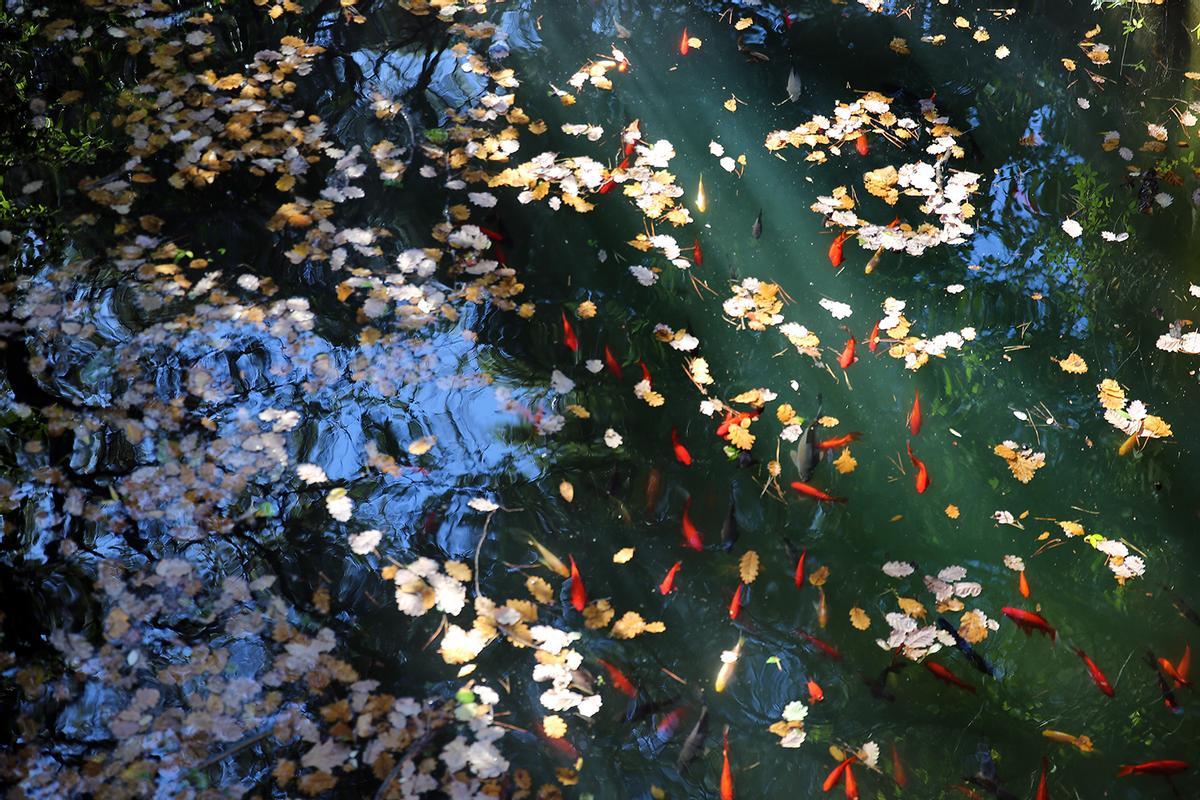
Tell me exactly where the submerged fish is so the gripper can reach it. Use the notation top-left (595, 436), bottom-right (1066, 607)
top-left (1116, 759), bottom-right (1189, 778)
top-left (1162, 584), bottom-right (1200, 627)
top-left (681, 498), bottom-right (704, 551)
top-left (568, 555), bottom-right (586, 611)
top-left (751, 210), bottom-right (763, 239)
top-left (828, 230), bottom-right (850, 267)
top-left (925, 660), bottom-right (976, 693)
top-left (597, 658), bottom-right (637, 698)
top-left (906, 441), bottom-right (930, 494)
top-left (1041, 729), bottom-right (1094, 754)
top-left (721, 492), bottom-right (739, 552)
top-left (935, 617), bottom-right (996, 677)
top-left (1001, 607), bottom-right (1056, 641)
top-left (603, 344), bottom-right (622, 379)
top-left (720, 727), bottom-right (734, 800)
top-left (790, 481), bottom-right (846, 503)
top-left (786, 68), bottom-right (803, 102)
top-left (659, 561), bottom-right (682, 595)
top-left (671, 428), bottom-right (693, 466)
top-left (908, 389), bottom-right (922, 436)
top-left (675, 705), bottom-right (708, 773)
top-left (1074, 648), bottom-right (1115, 697)
top-left (715, 636), bottom-right (745, 692)
top-left (561, 310), bottom-right (578, 352)
top-left (837, 335), bottom-right (857, 369)
top-left (789, 394), bottom-right (823, 480)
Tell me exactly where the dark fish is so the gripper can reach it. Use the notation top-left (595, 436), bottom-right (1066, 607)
top-left (1163, 584), bottom-right (1200, 627)
top-left (789, 394), bottom-right (823, 481)
top-left (863, 662), bottom-right (906, 702)
top-left (721, 493), bottom-right (739, 553)
top-left (626, 693), bottom-right (679, 724)
top-left (675, 705), bottom-right (709, 773)
top-left (1147, 651), bottom-right (1183, 713)
top-left (751, 210), bottom-right (762, 239)
top-left (936, 617), bottom-right (997, 677)
top-left (964, 776), bottom-right (1019, 800)
top-left (1137, 167), bottom-right (1159, 214)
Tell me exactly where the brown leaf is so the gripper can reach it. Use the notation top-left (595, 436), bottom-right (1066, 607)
top-left (739, 550), bottom-right (760, 584)
top-left (849, 607), bottom-right (871, 630)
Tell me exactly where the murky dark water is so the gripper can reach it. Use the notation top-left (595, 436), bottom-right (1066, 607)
top-left (7, 0), bottom-right (1200, 797)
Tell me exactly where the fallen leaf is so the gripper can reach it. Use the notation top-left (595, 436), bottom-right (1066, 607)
top-left (613, 547), bottom-right (635, 564)
top-left (809, 565), bottom-right (829, 587)
top-left (849, 607), bottom-right (871, 630)
top-left (1056, 353), bottom-right (1088, 374)
top-left (559, 480), bottom-right (575, 502)
top-left (944, 504), bottom-right (960, 519)
top-left (739, 550), bottom-right (760, 584)
top-left (833, 448), bottom-right (857, 474)
top-left (543, 715), bottom-right (567, 738)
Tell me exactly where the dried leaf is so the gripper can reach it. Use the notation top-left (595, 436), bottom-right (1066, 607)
top-left (526, 575), bottom-right (554, 604)
top-left (833, 448), bottom-right (857, 474)
top-left (809, 565), bottom-right (829, 587)
top-left (583, 599), bottom-right (615, 629)
top-left (739, 550), bottom-right (761, 584)
top-left (1056, 353), bottom-right (1088, 374)
top-left (613, 547), bottom-right (635, 564)
top-left (897, 597), bottom-right (926, 619)
top-left (543, 715), bottom-right (567, 738)
top-left (559, 480), bottom-right (575, 502)
top-left (944, 504), bottom-right (960, 519)
top-left (849, 607), bottom-right (871, 630)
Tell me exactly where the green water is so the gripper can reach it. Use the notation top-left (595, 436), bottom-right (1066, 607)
top-left (6, 0), bottom-right (1200, 797)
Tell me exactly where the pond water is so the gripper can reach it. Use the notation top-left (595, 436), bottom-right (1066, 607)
top-left (7, 0), bottom-right (1200, 798)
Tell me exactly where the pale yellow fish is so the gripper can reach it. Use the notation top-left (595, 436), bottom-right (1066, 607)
top-left (1042, 729), bottom-right (1094, 753)
top-left (695, 175), bottom-right (707, 213)
top-left (527, 535), bottom-right (570, 578)
top-left (864, 246), bottom-right (884, 274)
top-left (1118, 421), bottom-right (1144, 457)
top-left (715, 635), bottom-right (745, 693)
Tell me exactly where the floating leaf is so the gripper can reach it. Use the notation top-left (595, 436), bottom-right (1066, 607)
top-left (559, 480), bottom-right (575, 502)
top-left (809, 565), bottom-right (830, 587)
top-left (613, 547), bottom-right (635, 564)
top-left (1056, 353), bottom-right (1088, 374)
top-left (897, 597), bottom-right (927, 619)
top-left (543, 715), bottom-right (567, 739)
top-left (739, 550), bottom-right (761, 584)
top-left (993, 441), bottom-right (1046, 483)
top-left (849, 607), bottom-right (871, 630)
top-left (583, 599), bottom-right (614, 629)
top-left (833, 448), bottom-right (857, 474)
top-left (944, 504), bottom-right (960, 519)
top-left (526, 575), bottom-right (554, 604)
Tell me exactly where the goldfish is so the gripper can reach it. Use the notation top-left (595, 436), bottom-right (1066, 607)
top-left (823, 757), bottom-right (856, 792)
top-left (1148, 653), bottom-right (1183, 713)
top-left (1001, 607), bottom-right (1056, 641)
top-left (867, 320), bottom-right (881, 351)
top-left (1117, 427), bottom-right (1141, 456)
top-left (1168, 645), bottom-right (1192, 687)
top-left (1162, 584), bottom-right (1200, 627)
top-left (1042, 730), bottom-right (1094, 754)
top-left (1018, 569), bottom-right (1030, 599)
top-left (679, 28), bottom-right (689, 56)
top-left (840, 335), bottom-right (859, 369)
top-left (597, 658), bottom-right (636, 698)
top-left (715, 636), bottom-right (745, 692)
top-left (1116, 760), bottom-right (1189, 778)
top-left (528, 535), bottom-right (570, 577)
top-left (622, 119), bottom-right (640, 156)
top-left (856, 132), bottom-right (869, 156)
top-left (729, 583), bottom-right (744, 620)
top-left (908, 389), bottom-right (922, 436)
top-left (568, 556), bottom-right (587, 612)
top-left (603, 344), bottom-right (622, 379)
top-left (1074, 648), bottom-right (1114, 697)
top-left (693, 238), bottom-right (703, 266)
top-left (795, 546), bottom-right (808, 588)
top-left (1036, 757), bottom-right (1048, 800)
top-left (538, 725), bottom-right (580, 761)
top-left (864, 246), bottom-right (884, 275)
top-left (817, 586), bottom-right (828, 629)
top-left (696, 175), bottom-right (707, 213)
top-left (655, 706), bottom-right (687, 741)
top-left (721, 493), bottom-right (739, 552)
top-left (561, 311), bottom-right (578, 352)
top-left (752, 209), bottom-right (763, 239)
top-left (681, 498), bottom-right (704, 550)
top-left (638, 360), bottom-right (652, 384)
top-left (598, 155), bottom-right (629, 194)
top-left (644, 467), bottom-right (663, 516)
top-left (906, 441), bottom-right (929, 493)
top-left (891, 742), bottom-right (907, 788)
top-left (659, 561), bottom-right (681, 595)
top-left (671, 428), bottom-right (693, 466)
top-left (717, 408), bottom-right (760, 438)
top-left (720, 728), bottom-right (734, 800)
top-left (925, 660), bottom-right (976, 693)
top-left (817, 432), bottom-right (862, 450)
top-left (829, 230), bottom-right (850, 268)
top-left (797, 629), bottom-right (842, 661)
top-left (808, 679), bottom-right (824, 703)
top-left (790, 481), bottom-right (847, 503)
top-left (844, 761), bottom-right (859, 799)
top-left (676, 705), bottom-right (708, 773)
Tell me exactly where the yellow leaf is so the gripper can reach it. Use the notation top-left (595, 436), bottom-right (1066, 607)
top-left (849, 607), bottom-right (871, 630)
top-left (275, 173), bottom-right (296, 192)
top-left (613, 547), bottom-right (635, 564)
top-left (959, 609), bottom-right (991, 644)
top-left (1097, 378), bottom-right (1125, 410)
top-left (576, 300), bottom-right (597, 319)
top-left (739, 550), bottom-right (760, 584)
top-left (543, 715), bottom-right (567, 739)
top-left (1057, 353), bottom-right (1088, 374)
top-left (818, 416), bottom-right (840, 427)
top-left (833, 448), bottom-right (857, 474)
top-left (993, 442), bottom-right (1045, 483)
top-left (583, 599), bottom-right (614, 629)
top-left (408, 436), bottom-right (436, 455)
top-left (566, 404), bottom-right (590, 419)
top-left (734, 17), bottom-right (753, 30)
top-left (944, 504), bottom-right (960, 519)
top-left (727, 422), bottom-right (755, 450)
top-left (953, 16), bottom-right (970, 28)
top-left (526, 575), bottom-right (554, 604)
top-left (897, 597), bottom-right (926, 619)
top-left (1058, 520), bottom-right (1085, 538)
top-left (1062, 58), bottom-right (1077, 71)
top-left (444, 561), bottom-right (472, 582)
top-left (559, 481), bottom-right (574, 503)
top-left (776, 403), bottom-right (796, 424)
top-left (723, 96), bottom-right (738, 112)
top-left (809, 565), bottom-right (829, 587)
top-left (889, 37), bottom-right (909, 55)
top-left (687, 36), bottom-right (702, 48)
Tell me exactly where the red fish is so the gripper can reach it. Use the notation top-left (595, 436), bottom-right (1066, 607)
top-left (538, 724), bottom-right (580, 760)
top-left (838, 336), bottom-right (857, 369)
top-left (599, 156), bottom-right (629, 194)
top-left (794, 547), bottom-right (808, 588)
top-left (855, 132), bottom-right (869, 156)
top-left (1175, 645), bottom-right (1192, 687)
top-left (659, 561), bottom-right (681, 595)
top-left (1074, 648), bottom-right (1114, 696)
top-left (715, 409), bottom-right (760, 438)
top-left (604, 344), bottom-right (622, 379)
top-left (807, 679), bottom-right (824, 703)
top-left (925, 660), bottom-right (976, 693)
top-left (1018, 570), bottom-right (1031, 599)
top-left (823, 757), bottom-right (855, 791)
top-left (798, 629), bottom-right (843, 661)
top-left (1158, 656), bottom-right (1191, 687)
top-left (1001, 607), bottom-right (1057, 641)
top-left (479, 226), bottom-right (506, 243)
top-left (829, 230), bottom-right (850, 268)
top-left (638, 360), bottom-right (652, 384)
top-left (790, 481), bottom-right (847, 504)
top-left (1116, 760), bottom-right (1189, 778)
top-left (568, 556), bottom-right (587, 612)
top-left (867, 320), bottom-right (881, 353)
top-left (906, 441), bottom-right (929, 494)
top-left (693, 238), bottom-right (703, 266)
top-left (1037, 757), bottom-right (1049, 800)
top-left (817, 432), bottom-right (862, 450)
top-left (721, 728), bottom-right (734, 800)
top-left (891, 742), bottom-right (907, 788)
top-left (844, 761), bottom-right (859, 799)
top-left (679, 28), bottom-right (689, 56)
top-left (655, 706), bottom-right (687, 741)
top-left (671, 428), bottom-right (693, 466)
top-left (597, 658), bottom-right (637, 698)
top-left (908, 389), bottom-right (922, 436)
top-left (623, 120), bottom-right (640, 156)
top-left (681, 498), bottom-right (704, 550)
top-left (729, 583), bottom-right (744, 620)
top-left (561, 311), bottom-right (578, 352)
